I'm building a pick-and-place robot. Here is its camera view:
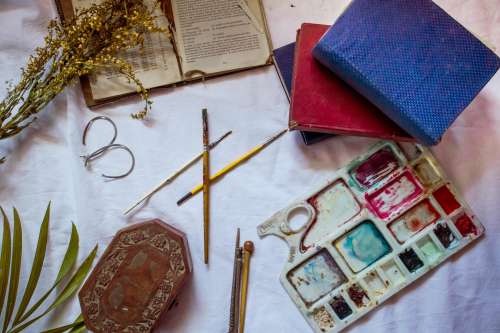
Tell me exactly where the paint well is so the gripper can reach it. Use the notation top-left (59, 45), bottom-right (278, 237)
top-left (287, 250), bottom-right (347, 306)
top-left (416, 236), bottom-right (443, 264)
top-left (398, 142), bottom-right (422, 161)
top-left (312, 306), bottom-right (335, 332)
top-left (330, 295), bottom-right (353, 320)
top-left (335, 221), bottom-right (392, 273)
top-left (350, 146), bottom-right (400, 189)
top-left (434, 223), bottom-right (457, 249)
top-left (399, 248), bottom-right (424, 272)
top-left (347, 284), bottom-right (369, 308)
top-left (363, 271), bottom-right (386, 296)
top-left (389, 199), bottom-right (440, 243)
top-left (303, 180), bottom-right (361, 249)
top-left (454, 214), bottom-right (478, 237)
top-left (366, 170), bottom-right (423, 220)
top-left (433, 185), bottom-right (461, 215)
top-left (380, 260), bottom-right (405, 286)
top-left (414, 159), bottom-right (441, 186)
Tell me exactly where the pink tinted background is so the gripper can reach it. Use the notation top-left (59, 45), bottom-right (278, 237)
top-left (0, 0), bottom-right (498, 332)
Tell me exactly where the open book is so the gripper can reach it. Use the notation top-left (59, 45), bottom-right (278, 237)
top-left (55, 0), bottom-right (273, 106)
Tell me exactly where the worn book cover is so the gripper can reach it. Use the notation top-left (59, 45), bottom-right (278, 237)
top-left (290, 23), bottom-right (412, 141)
top-left (313, 0), bottom-right (500, 145)
top-left (273, 42), bottom-right (333, 145)
top-left (55, 0), bottom-right (274, 107)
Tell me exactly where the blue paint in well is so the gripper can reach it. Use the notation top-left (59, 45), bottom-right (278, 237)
top-left (343, 221), bottom-right (391, 268)
top-left (303, 261), bottom-right (320, 283)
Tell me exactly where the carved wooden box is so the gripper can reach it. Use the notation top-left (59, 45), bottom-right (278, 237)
top-left (79, 219), bottom-right (192, 332)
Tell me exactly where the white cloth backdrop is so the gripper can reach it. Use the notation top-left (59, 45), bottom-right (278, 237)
top-left (0, 0), bottom-right (499, 332)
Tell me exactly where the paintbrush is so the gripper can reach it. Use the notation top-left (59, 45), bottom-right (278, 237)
top-left (122, 130), bottom-right (231, 215)
top-left (239, 241), bottom-right (254, 333)
top-left (202, 108), bottom-right (210, 264)
top-left (177, 128), bottom-right (288, 205)
top-left (228, 229), bottom-right (242, 333)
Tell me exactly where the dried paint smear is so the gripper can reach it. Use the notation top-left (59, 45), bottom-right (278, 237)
top-left (366, 171), bottom-right (423, 220)
top-left (434, 223), bottom-right (457, 249)
top-left (304, 180), bottom-right (361, 247)
top-left (287, 250), bottom-right (347, 305)
top-left (389, 199), bottom-right (440, 243)
top-left (312, 307), bottom-right (335, 332)
top-left (380, 260), bottom-right (405, 286)
top-left (351, 146), bottom-right (400, 188)
top-left (414, 159), bottom-right (441, 186)
top-left (347, 284), bottom-right (369, 308)
top-left (399, 248), bottom-right (424, 272)
top-left (417, 236), bottom-right (443, 264)
top-left (454, 214), bottom-right (478, 236)
top-left (335, 221), bottom-right (391, 273)
top-left (364, 271), bottom-right (386, 296)
top-left (398, 142), bottom-right (422, 161)
top-left (330, 295), bottom-right (353, 319)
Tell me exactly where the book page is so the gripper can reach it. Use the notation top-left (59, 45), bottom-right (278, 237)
top-left (72, 0), bottom-right (182, 101)
top-left (171, 0), bottom-right (272, 77)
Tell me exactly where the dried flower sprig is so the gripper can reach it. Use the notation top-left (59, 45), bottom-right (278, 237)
top-left (0, 0), bottom-right (166, 142)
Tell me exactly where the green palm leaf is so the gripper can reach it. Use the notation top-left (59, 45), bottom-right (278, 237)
top-left (13, 203), bottom-right (51, 325)
top-left (17, 222), bottom-right (79, 323)
top-left (0, 205), bottom-right (96, 333)
top-left (40, 314), bottom-right (85, 333)
top-left (2, 208), bottom-right (22, 333)
top-left (40, 323), bottom-right (83, 333)
top-left (8, 246), bottom-right (98, 333)
top-left (55, 223), bottom-right (79, 281)
top-left (0, 207), bottom-right (12, 315)
top-left (67, 323), bottom-right (86, 333)
top-left (49, 245), bottom-right (98, 309)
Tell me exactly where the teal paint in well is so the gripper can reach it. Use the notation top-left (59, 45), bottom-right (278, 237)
top-left (339, 221), bottom-right (391, 272)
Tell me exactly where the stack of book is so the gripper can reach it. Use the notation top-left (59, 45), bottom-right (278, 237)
top-left (274, 0), bottom-right (499, 145)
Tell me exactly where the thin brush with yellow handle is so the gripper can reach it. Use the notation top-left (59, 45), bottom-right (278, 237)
top-left (177, 128), bottom-right (288, 205)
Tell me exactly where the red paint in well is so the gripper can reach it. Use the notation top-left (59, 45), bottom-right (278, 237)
top-left (407, 199), bottom-right (440, 231)
top-left (352, 147), bottom-right (400, 188)
top-left (454, 214), bottom-right (478, 236)
top-left (433, 185), bottom-right (461, 215)
top-left (365, 170), bottom-right (423, 220)
top-left (388, 198), bottom-right (441, 243)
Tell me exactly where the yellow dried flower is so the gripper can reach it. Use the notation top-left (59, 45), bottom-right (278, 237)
top-left (0, 0), bottom-right (168, 142)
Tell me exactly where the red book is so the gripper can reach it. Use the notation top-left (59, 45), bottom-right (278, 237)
top-left (290, 23), bottom-right (413, 141)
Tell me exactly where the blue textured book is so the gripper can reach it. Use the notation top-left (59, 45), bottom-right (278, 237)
top-left (312, 0), bottom-right (500, 145)
top-left (273, 42), bottom-right (333, 145)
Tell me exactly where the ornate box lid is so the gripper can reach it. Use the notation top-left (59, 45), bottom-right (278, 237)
top-left (79, 219), bottom-right (192, 333)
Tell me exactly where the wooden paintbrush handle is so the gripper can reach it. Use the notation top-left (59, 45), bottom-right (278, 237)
top-left (202, 108), bottom-right (210, 264)
top-left (239, 241), bottom-right (254, 333)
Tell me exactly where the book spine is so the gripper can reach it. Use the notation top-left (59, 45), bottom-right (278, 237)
top-left (289, 28), bottom-right (302, 129)
top-left (312, 41), bottom-right (436, 145)
top-left (272, 55), bottom-right (291, 102)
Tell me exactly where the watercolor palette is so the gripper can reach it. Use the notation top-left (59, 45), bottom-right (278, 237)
top-left (258, 141), bottom-right (484, 333)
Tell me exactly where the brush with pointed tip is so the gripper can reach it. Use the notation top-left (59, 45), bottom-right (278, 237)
top-left (122, 130), bottom-right (231, 215)
top-left (177, 128), bottom-right (288, 205)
